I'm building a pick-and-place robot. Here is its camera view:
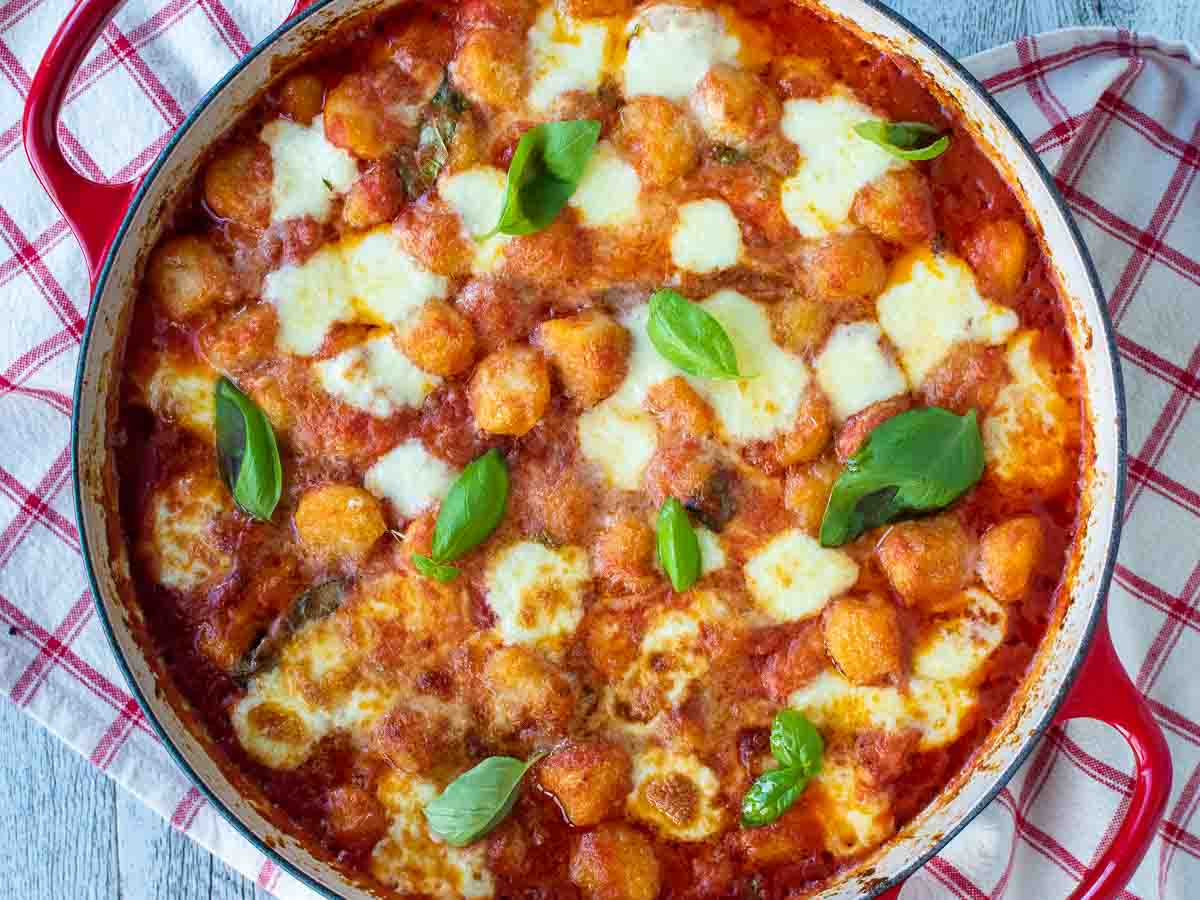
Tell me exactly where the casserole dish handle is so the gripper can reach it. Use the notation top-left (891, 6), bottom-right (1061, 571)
top-left (22, 0), bottom-right (316, 285)
top-left (876, 615), bottom-right (1171, 900)
top-left (22, 0), bottom-right (140, 285)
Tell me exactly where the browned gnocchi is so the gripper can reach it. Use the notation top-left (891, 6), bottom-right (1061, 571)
top-left (118, 1), bottom-right (1085, 896)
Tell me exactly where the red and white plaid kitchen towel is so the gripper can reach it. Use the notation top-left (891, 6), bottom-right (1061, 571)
top-left (0, 2), bottom-right (1196, 896)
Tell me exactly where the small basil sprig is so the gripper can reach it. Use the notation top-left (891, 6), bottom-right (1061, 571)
top-left (647, 289), bottom-right (745, 380)
top-left (232, 580), bottom-right (346, 679)
top-left (423, 753), bottom-right (544, 846)
top-left (712, 144), bottom-right (742, 164)
top-left (405, 75), bottom-right (468, 199)
top-left (854, 120), bottom-right (950, 161)
top-left (431, 75), bottom-right (469, 115)
top-left (819, 407), bottom-right (984, 547)
top-left (742, 710), bottom-right (824, 827)
top-left (485, 119), bottom-right (601, 237)
top-left (413, 449), bottom-right (509, 582)
top-left (214, 377), bottom-right (282, 522)
top-left (657, 498), bottom-right (701, 592)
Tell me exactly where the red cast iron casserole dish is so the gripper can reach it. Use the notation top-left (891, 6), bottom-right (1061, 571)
top-left (23, 0), bottom-right (1171, 897)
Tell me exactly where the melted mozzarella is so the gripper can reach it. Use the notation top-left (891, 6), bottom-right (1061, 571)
top-left (316, 333), bottom-right (441, 417)
top-left (744, 529), bottom-right (859, 622)
top-left (233, 637), bottom-right (393, 770)
top-left (790, 671), bottom-right (976, 752)
top-left (689, 291), bottom-right (810, 442)
top-left (439, 166), bottom-right (512, 273)
top-left (485, 541), bottom-right (591, 651)
top-left (577, 403), bottom-right (659, 491)
top-left (263, 246), bottom-right (354, 356)
top-left (983, 331), bottom-right (1076, 494)
top-left (371, 770), bottom-right (495, 899)
top-left (346, 571), bottom-right (470, 662)
top-left (627, 746), bottom-right (727, 841)
top-left (345, 231), bottom-right (449, 325)
top-left (569, 141), bottom-right (642, 227)
top-left (606, 591), bottom-right (731, 730)
top-left (575, 303), bottom-right (669, 488)
top-left (581, 305), bottom-right (673, 414)
top-left (913, 588), bottom-right (1006, 683)
top-left (815, 321), bottom-right (909, 421)
top-left (142, 471), bottom-right (233, 593)
top-left (876, 249), bottom-right (1020, 385)
top-left (638, 608), bottom-right (709, 704)
top-left (577, 292), bottom-right (809, 484)
top-left (810, 761), bottom-right (895, 857)
top-left (139, 351), bottom-right (219, 438)
top-left (261, 118), bottom-right (358, 224)
top-left (671, 199), bottom-right (742, 273)
top-left (624, 5), bottom-right (740, 100)
top-left (696, 527), bottom-right (726, 575)
top-left (780, 88), bottom-right (902, 238)
top-left (364, 440), bottom-right (459, 518)
top-left (527, 7), bottom-right (610, 112)
top-left (233, 572), bottom-right (470, 770)
top-left (231, 669), bottom-right (325, 769)
top-left (263, 229), bottom-right (448, 356)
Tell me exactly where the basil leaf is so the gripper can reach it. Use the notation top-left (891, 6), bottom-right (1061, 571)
top-left (741, 767), bottom-right (806, 827)
top-left (431, 449), bottom-right (509, 561)
top-left (413, 554), bottom-right (460, 583)
top-left (712, 144), bottom-right (742, 164)
top-left (214, 376), bottom-right (282, 522)
top-left (423, 753), bottom-right (544, 846)
top-left (854, 120), bottom-right (950, 161)
top-left (487, 119), bottom-right (601, 237)
top-left (740, 709), bottom-right (824, 827)
top-left (656, 498), bottom-right (701, 592)
top-left (412, 449), bottom-right (509, 580)
top-left (403, 75), bottom-right (467, 200)
top-left (647, 289), bottom-right (744, 380)
top-left (770, 710), bottom-right (823, 775)
top-left (819, 407), bottom-right (984, 547)
top-left (431, 76), bottom-right (468, 114)
top-left (232, 580), bottom-right (347, 679)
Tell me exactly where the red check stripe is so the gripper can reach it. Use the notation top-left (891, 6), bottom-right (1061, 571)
top-left (69, 0), bottom-right (197, 104)
top-left (1134, 561), bottom-right (1200, 693)
top-left (983, 38), bottom-right (1128, 92)
top-left (0, 447), bottom-right (77, 562)
top-left (1049, 729), bottom-right (1136, 795)
top-left (1106, 122), bottom-right (1200, 325)
top-left (100, 19), bottom-right (185, 127)
top-left (257, 860), bottom-right (281, 892)
top-left (89, 695), bottom-right (147, 770)
top-left (1150, 699), bottom-right (1200, 746)
top-left (1123, 343), bottom-right (1200, 519)
top-left (0, 204), bottom-right (81, 337)
top-left (1016, 35), bottom-right (1072, 134)
top-left (1098, 93), bottom-right (1200, 167)
top-left (9, 590), bottom-right (92, 706)
top-left (0, 0), bottom-right (43, 33)
top-left (197, 0), bottom-right (251, 58)
top-left (0, 594), bottom-right (155, 737)
top-left (1061, 182), bottom-right (1200, 288)
top-left (0, 34), bottom-right (30, 94)
top-left (927, 858), bottom-right (992, 900)
top-left (1115, 564), bottom-right (1200, 636)
top-left (171, 786), bottom-right (206, 831)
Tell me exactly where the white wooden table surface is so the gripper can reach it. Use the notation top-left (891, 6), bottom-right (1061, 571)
top-left (4, 1), bottom-right (1198, 898)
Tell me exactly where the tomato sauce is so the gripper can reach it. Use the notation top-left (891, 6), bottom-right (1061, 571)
top-left (115, 0), bottom-right (1085, 896)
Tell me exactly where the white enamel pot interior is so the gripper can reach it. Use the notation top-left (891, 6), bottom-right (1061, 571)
top-left (70, 1), bottom-right (1124, 897)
